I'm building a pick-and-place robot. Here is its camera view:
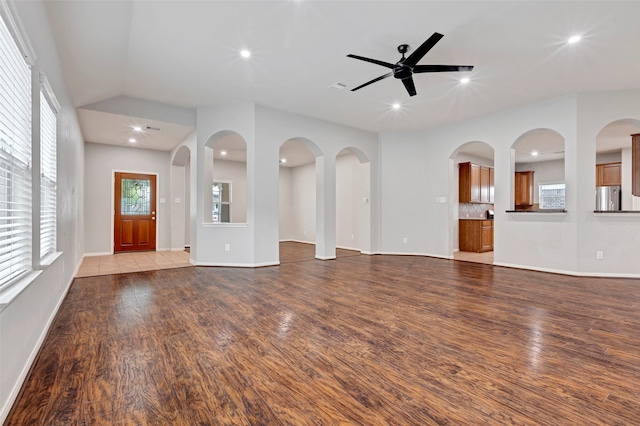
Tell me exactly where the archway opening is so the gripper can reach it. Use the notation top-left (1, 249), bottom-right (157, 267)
top-left (278, 137), bottom-right (321, 262)
top-left (171, 145), bottom-right (191, 250)
top-left (511, 129), bottom-right (566, 211)
top-left (335, 147), bottom-right (370, 254)
top-left (204, 131), bottom-right (247, 223)
top-left (450, 141), bottom-right (495, 264)
top-left (596, 119), bottom-right (640, 210)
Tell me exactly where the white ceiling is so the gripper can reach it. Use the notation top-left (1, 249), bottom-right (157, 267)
top-left (44, 1), bottom-right (640, 156)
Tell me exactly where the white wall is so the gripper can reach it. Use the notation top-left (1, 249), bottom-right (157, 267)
top-left (381, 89), bottom-right (640, 276)
top-left (278, 166), bottom-right (293, 241)
top-left (1, 0), bottom-right (85, 421)
top-left (193, 104), bottom-right (379, 266)
top-left (336, 152), bottom-right (368, 251)
top-left (84, 143), bottom-right (171, 254)
top-left (289, 162), bottom-right (316, 243)
top-left (381, 94), bottom-right (579, 271)
top-left (576, 89), bottom-right (640, 275)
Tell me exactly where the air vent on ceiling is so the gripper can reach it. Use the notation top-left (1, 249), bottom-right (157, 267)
top-left (328, 82), bottom-right (347, 91)
top-left (145, 125), bottom-right (160, 131)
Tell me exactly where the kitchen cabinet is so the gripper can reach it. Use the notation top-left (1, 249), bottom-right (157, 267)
top-left (596, 162), bottom-right (621, 186)
top-left (515, 171), bottom-right (534, 207)
top-left (459, 162), bottom-right (494, 204)
top-left (632, 134), bottom-right (640, 196)
top-left (459, 220), bottom-right (493, 253)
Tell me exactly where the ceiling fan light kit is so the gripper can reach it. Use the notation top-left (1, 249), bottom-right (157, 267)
top-left (347, 32), bottom-right (474, 97)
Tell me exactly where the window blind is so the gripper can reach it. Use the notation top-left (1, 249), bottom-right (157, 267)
top-left (0, 10), bottom-right (32, 290)
top-left (40, 89), bottom-right (56, 258)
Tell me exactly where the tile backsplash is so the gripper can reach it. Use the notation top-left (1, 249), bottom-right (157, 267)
top-left (459, 203), bottom-right (494, 219)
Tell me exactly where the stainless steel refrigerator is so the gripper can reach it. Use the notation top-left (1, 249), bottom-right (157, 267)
top-left (595, 186), bottom-right (621, 211)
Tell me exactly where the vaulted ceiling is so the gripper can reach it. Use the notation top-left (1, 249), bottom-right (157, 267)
top-left (44, 1), bottom-right (640, 153)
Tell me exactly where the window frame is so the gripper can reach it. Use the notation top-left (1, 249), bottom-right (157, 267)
top-left (39, 72), bottom-right (59, 260)
top-left (0, 0), bottom-right (36, 292)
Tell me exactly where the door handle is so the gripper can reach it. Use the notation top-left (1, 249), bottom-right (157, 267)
top-left (152, 217), bottom-right (156, 220)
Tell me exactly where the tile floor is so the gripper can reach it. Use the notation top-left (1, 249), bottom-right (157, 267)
top-left (453, 250), bottom-right (494, 265)
top-left (76, 250), bottom-right (192, 277)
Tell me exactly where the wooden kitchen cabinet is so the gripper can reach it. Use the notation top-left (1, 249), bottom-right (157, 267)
top-left (515, 171), bottom-right (534, 207)
top-left (596, 162), bottom-right (621, 186)
top-left (632, 134), bottom-right (640, 196)
top-left (459, 162), bottom-right (494, 204)
top-left (459, 219), bottom-right (494, 253)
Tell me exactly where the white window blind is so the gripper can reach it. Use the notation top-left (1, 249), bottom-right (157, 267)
top-left (0, 10), bottom-right (32, 290)
top-left (40, 85), bottom-right (57, 258)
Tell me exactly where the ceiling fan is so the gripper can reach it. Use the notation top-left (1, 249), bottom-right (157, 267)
top-left (347, 32), bottom-right (474, 97)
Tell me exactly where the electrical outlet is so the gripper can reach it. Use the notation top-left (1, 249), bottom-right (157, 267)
top-left (403, 237), bottom-right (408, 244)
top-left (225, 244), bottom-right (230, 251)
top-left (596, 251), bottom-right (603, 260)
top-left (351, 234), bottom-right (355, 240)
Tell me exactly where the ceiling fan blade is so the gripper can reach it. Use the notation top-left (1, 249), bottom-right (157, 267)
top-left (402, 76), bottom-right (417, 97)
top-left (347, 54), bottom-right (395, 69)
top-left (351, 72), bottom-right (394, 91)
top-left (404, 32), bottom-right (444, 68)
top-left (413, 65), bottom-right (474, 73)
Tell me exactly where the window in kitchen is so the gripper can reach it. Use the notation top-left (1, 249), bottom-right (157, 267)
top-left (539, 182), bottom-right (565, 209)
top-left (212, 181), bottom-right (231, 223)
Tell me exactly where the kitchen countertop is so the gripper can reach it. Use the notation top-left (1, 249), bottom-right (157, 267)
top-left (459, 218), bottom-right (494, 221)
top-left (505, 209), bottom-right (567, 213)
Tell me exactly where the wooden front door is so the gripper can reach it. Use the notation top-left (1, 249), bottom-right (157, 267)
top-left (114, 172), bottom-right (156, 252)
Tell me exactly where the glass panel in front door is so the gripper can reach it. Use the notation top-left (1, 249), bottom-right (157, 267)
top-left (121, 178), bottom-right (151, 215)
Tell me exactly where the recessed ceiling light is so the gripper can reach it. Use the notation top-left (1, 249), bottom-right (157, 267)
top-left (133, 126), bottom-right (142, 132)
top-left (531, 151), bottom-right (538, 156)
top-left (392, 103), bottom-right (401, 110)
top-left (220, 150), bottom-right (227, 156)
top-left (460, 77), bottom-right (470, 84)
top-left (280, 158), bottom-right (287, 164)
top-left (240, 50), bottom-right (251, 58)
top-left (129, 138), bottom-right (136, 143)
top-left (568, 35), bottom-right (581, 44)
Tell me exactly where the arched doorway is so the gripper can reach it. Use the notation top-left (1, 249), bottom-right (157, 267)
top-left (335, 147), bottom-right (370, 254)
top-left (596, 119), bottom-right (640, 210)
top-left (171, 145), bottom-right (190, 251)
top-left (450, 141), bottom-right (495, 264)
top-left (511, 129), bottom-right (566, 211)
top-left (204, 131), bottom-right (247, 224)
top-left (278, 137), bottom-right (323, 262)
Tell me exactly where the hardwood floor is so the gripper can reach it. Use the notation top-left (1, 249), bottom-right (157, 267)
top-left (6, 242), bottom-right (640, 424)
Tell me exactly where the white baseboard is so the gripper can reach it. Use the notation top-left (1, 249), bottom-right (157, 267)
top-left (315, 255), bottom-right (337, 260)
top-left (493, 261), bottom-right (640, 278)
top-left (193, 261), bottom-right (280, 268)
top-left (279, 239), bottom-right (314, 245)
top-left (83, 251), bottom-right (112, 257)
top-left (379, 251), bottom-right (454, 260)
top-left (336, 245), bottom-right (360, 252)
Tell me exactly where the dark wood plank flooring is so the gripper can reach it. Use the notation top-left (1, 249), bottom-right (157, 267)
top-left (6, 242), bottom-right (640, 425)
